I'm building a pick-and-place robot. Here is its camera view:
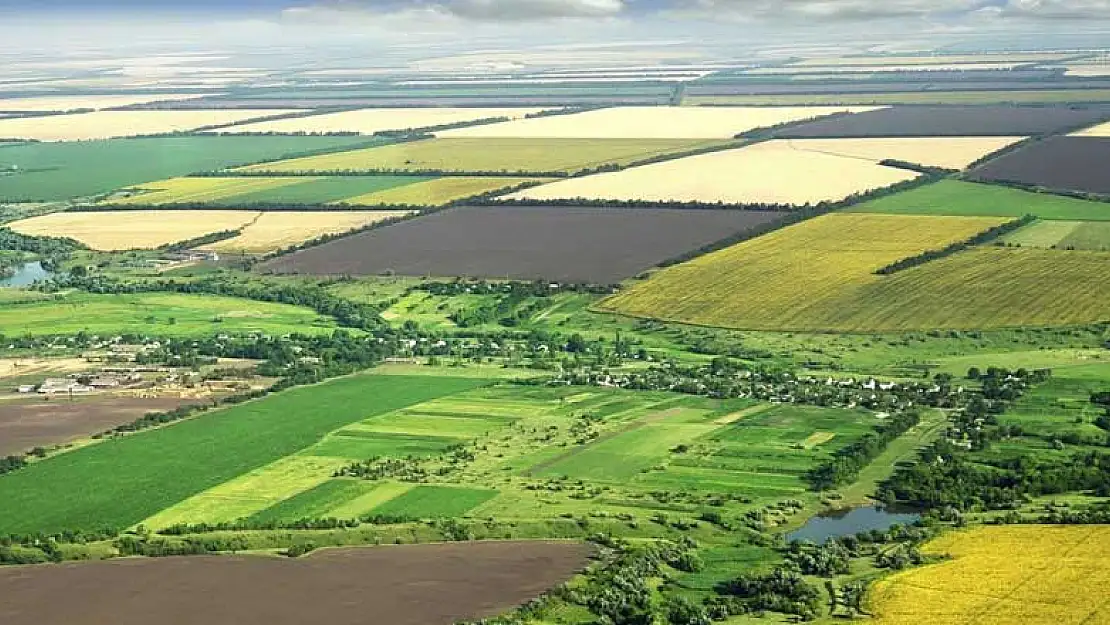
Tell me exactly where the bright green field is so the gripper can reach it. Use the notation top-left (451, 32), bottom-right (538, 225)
top-left (0, 374), bottom-right (489, 534)
top-left (848, 180), bottom-right (1110, 221)
top-left (220, 175), bottom-right (434, 205)
top-left (0, 135), bottom-right (377, 202)
top-left (249, 479), bottom-right (376, 523)
top-left (0, 292), bottom-right (339, 337)
top-left (368, 485), bottom-right (498, 519)
top-left (1003, 220), bottom-right (1110, 250)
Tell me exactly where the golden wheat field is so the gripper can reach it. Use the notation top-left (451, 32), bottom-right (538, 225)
top-left (9, 210), bottom-right (261, 250)
top-left (216, 107), bottom-right (544, 135)
top-left (437, 105), bottom-right (882, 139)
top-left (791, 52), bottom-right (1074, 67)
top-left (110, 177), bottom-right (308, 205)
top-left (868, 525), bottom-right (1110, 625)
top-left (0, 94), bottom-right (211, 112)
top-left (0, 110), bottom-right (299, 141)
top-left (780, 137), bottom-right (1025, 170)
top-left (598, 213), bottom-right (1008, 331)
top-left (342, 177), bottom-right (544, 206)
top-left (510, 141), bottom-right (919, 205)
top-left (1072, 120), bottom-right (1110, 137)
top-left (201, 211), bottom-right (412, 254)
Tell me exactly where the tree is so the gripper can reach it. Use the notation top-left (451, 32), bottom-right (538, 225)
top-left (665, 596), bottom-right (710, 625)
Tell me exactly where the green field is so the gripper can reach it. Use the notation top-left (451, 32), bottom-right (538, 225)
top-left (0, 292), bottom-right (340, 337)
top-left (249, 479), bottom-right (377, 523)
top-left (223, 175), bottom-right (434, 205)
top-left (0, 135), bottom-right (378, 202)
top-left (1003, 219), bottom-right (1110, 250)
top-left (0, 374), bottom-right (489, 534)
top-left (849, 180), bottom-right (1110, 221)
top-left (368, 485), bottom-right (498, 518)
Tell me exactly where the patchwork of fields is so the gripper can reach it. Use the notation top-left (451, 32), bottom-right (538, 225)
top-left (215, 107), bottom-right (545, 134)
top-left (0, 110), bottom-right (301, 141)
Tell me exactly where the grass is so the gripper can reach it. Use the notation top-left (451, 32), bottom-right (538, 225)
top-left (0, 292), bottom-right (341, 336)
top-left (0, 374), bottom-right (489, 535)
top-left (0, 135), bottom-right (376, 202)
top-left (848, 180), bottom-right (1110, 221)
top-left (684, 89), bottom-right (1110, 106)
top-left (342, 176), bottom-right (545, 206)
top-left (236, 137), bottom-right (729, 175)
top-left (600, 213), bottom-right (1008, 332)
top-left (1002, 219), bottom-right (1110, 250)
top-left (368, 485), bottom-right (499, 518)
top-left (248, 479), bottom-right (377, 523)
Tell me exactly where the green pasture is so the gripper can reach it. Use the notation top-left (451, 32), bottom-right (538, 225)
top-left (1003, 219), bottom-right (1110, 250)
top-left (368, 485), bottom-right (498, 518)
top-left (0, 135), bottom-right (376, 202)
top-left (309, 430), bottom-right (461, 460)
top-left (848, 180), bottom-right (1110, 221)
top-left (228, 175), bottom-right (433, 205)
top-left (0, 374), bottom-right (489, 534)
top-left (249, 479), bottom-right (376, 523)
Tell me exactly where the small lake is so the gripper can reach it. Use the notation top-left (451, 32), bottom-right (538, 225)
top-left (0, 261), bottom-right (52, 287)
top-left (787, 506), bottom-right (921, 543)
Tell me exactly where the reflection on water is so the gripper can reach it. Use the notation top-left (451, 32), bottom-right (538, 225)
top-left (0, 261), bottom-right (52, 287)
top-left (787, 506), bottom-right (921, 543)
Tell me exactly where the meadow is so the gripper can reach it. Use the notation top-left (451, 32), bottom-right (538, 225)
top-left (203, 211), bottom-right (414, 254)
top-left (779, 136), bottom-right (1023, 170)
top-left (236, 137), bottom-right (729, 175)
top-left (107, 175), bottom-right (430, 206)
top-left (436, 105), bottom-right (880, 139)
top-left (509, 141), bottom-right (918, 205)
top-left (9, 210), bottom-right (262, 250)
top-left (868, 525), bottom-right (1110, 625)
top-left (0, 135), bottom-right (374, 201)
top-left (848, 180), bottom-right (1110, 221)
top-left (0, 292), bottom-right (340, 337)
top-left (598, 213), bottom-right (1007, 331)
top-left (216, 107), bottom-right (544, 134)
top-left (0, 110), bottom-right (300, 141)
top-left (1002, 220), bottom-right (1110, 250)
top-left (0, 374), bottom-right (489, 534)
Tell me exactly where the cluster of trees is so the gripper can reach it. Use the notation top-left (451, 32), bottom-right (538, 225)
top-left (333, 455), bottom-right (429, 481)
top-left (806, 410), bottom-right (922, 490)
top-left (116, 534), bottom-right (251, 557)
top-left (878, 159), bottom-right (958, 176)
top-left (714, 569), bottom-right (823, 621)
top-left (158, 229), bottom-right (241, 252)
top-left (414, 280), bottom-right (617, 297)
top-left (875, 215), bottom-right (1036, 275)
top-left (0, 455), bottom-right (26, 476)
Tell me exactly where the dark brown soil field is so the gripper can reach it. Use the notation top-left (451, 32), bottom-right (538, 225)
top-left (0, 396), bottom-right (201, 456)
top-left (0, 541), bottom-right (593, 625)
top-left (262, 206), bottom-right (785, 283)
top-left (774, 105), bottom-right (1110, 137)
top-left (968, 136), bottom-right (1110, 195)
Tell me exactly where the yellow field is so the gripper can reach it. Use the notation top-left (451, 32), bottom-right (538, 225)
top-left (869, 525), bottom-right (1110, 625)
top-left (343, 177), bottom-right (544, 206)
top-left (598, 214), bottom-right (1008, 331)
top-left (746, 63), bottom-right (1024, 74)
top-left (202, 211), bottom-right (413, 253)
top-left (0, 93), bottom-right (211, 112)
top-left (791, 53), bottom-right (1075, 67)
top-left (780, 137), bottom-right (1025, 170)
top-left (510, 141), bottom-right (919, 205)
top-left (217, 107), bottom-right (544, 134)
top-left (1072, 120), bottom-right (1110, 137)
top-left (437, 105), bottom-right (881, 139)
top-left (236, 137), bottom-right (724, 174)
top-left (110, 177), bottom-right (307, 205)
top-left (8, 210), bottom-right (261, 250)
top-left (0, 110), bottom-right (299, 141)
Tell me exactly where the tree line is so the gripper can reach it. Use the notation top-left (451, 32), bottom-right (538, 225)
top-left (874, 214), bottom-right (1035, 275)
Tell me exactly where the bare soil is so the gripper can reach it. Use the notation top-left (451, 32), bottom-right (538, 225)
top-left (0, 541), bottom-right (593, 625)
top-left (0, 396), bottom-right (202, 456)
top-left (968, 136), bottom-right (1110, 195)
top-left (774, 105), bottom-right (1110, 137)
top-left (261, 205), bottom-right (785, 283)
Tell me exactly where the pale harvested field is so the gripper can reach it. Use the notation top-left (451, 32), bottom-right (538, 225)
top-left (345, 177), bottom-right (544, 207)
top-left (202, 211), bottom-right (414, 254)
top-left (9, 210), bottom-right (260, 250)
top-left (1063, 64), bottom-right (1110, 77)
top-left (218, 107), bottom-right (544, 135)
top-left (1071, 120), bottom-right (1110, 137)
top-left (437, 106), bottom-right (882, 139)
top-left (110, 177), bottom-right (308, 205)
top-left (509, 141), bottom-right (919, 205)
top-left (745, 63), bottom-right (1025, 74)
top-left (0, 94), bottom-right (211, 112)
top-left (792, 53), bottom-right (1074, 67)
top-left (780, 137), bottom-right (1025, 170)
top-left (0, 110), bottom-right (299, 141)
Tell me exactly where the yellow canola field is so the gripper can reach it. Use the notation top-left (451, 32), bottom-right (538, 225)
top-left (203, 211), bottom-right (413, 254)
top-left (217, 107), bottom-right (544, 134)
top-left (779, 136), bottom-right (1025, 170)
top-left (598, 213), bottom-right (1007, 331)
top-left (0, 109), bottom-right (299, 141)
top-left (869, 525), bottom-right (1110, 625)
top-left (0, 93), bottom-right (212, 112)
top-left (437, 105), bottom-right (882, 139)
top-left (9, 210), bottom-right (260, 250)
top-left (509, 141), bottom-right (919, 205)
top-left (111, 177), bottom-right (309, 205)
top-left (1072, 120), bottom-right (1110, 137)
top-left (344, 177), bottom-right (545, 206)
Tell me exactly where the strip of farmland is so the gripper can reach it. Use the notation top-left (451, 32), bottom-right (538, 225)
top-left (847, 180), bottom-right (1110, 220)
top-left (260, 206), bottom-right (786, 283)
top-left (215, 107), bottom-right (545, 134)
top-left (968, 136), bottom-right (1110, 196)
top-left (774, 105), bottom-right (1110, 137)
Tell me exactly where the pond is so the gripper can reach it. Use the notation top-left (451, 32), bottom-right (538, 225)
top-left (0, 261), bottom-right (53, 287)
top-left (786, 506), bottom-right (921, 544)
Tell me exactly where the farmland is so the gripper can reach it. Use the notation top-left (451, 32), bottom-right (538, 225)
top-left (598, 213), bottom-right (1008, 331)
top-left (0, 135), bottom-right (374, 201)
top-left (436, 105), bottom-right (880, 139)
top-left (684, 90), bottom-right (1110, 106)
top-left (202, 211), bottom-right (414, 254)
top-left (777, 137), bottom-right (1024, 170)
top-left (0, 94), bottom-right (211, 112)
top-left (260, 205), bottom-right (786, 283)
top-left (1073, 120), bottom-right (1110, 136)
top-left (969, 136), bottom-right (1110, 196)
top-left (0, 374), bottom-right (488, 534)
top-left (869, 526), bottom-right (1110, 625)
top-left (0, 542), bottom-right (592, 625)
top-left (216, 107), bottom-right (545, 134)
top-left (789, 52), bottom-right (1077, 66)
top-left (107, 175), bottom-right (430, 206)
top-left (341, 177), bottom-right (546, 206)
top-left (236, 137), bottom-right (729, 175)
top-left (0, 110), bottom-right (301, 141)
top-left (848, 180), bottom-right (1110, 220)
top-left (9, 210), bottom-right (261, 250)
top-left (775, 105), bottom-right (1110, 138)
top-left (1002, 220), bottom-right (1110, 250)
top-left (508, 141), bottom-right (919, 205)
